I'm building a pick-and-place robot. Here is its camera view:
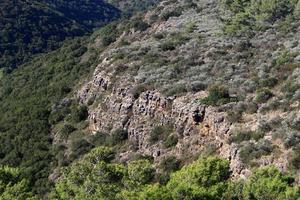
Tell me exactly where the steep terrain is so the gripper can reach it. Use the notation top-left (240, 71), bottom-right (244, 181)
top-left (0, 0), bottom-right (120, 72)
top-left (107, 0), bottom-right (161, 14)
top-left (72, 0), bottom-right (300, 179)
top-left (1, 0), bottom-right (300, 199)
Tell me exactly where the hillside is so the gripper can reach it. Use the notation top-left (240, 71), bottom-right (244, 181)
top-left (107, 0), bottom-right (161, 14)
top-left (1, 0), bottom-right (300, 199)
top-left (0, 0), bottom-right (120, 72)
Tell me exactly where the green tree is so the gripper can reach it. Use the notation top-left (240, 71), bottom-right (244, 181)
top-left (124, 160), bottom-right (155, 188)
top-left (0, 166), bottom-right (38, 200)
top-left (243, 166), bottom-right (300, 200)
top-left (52, 146), bottom-right (125, 200)
top-left (166, 157), bottom-right (231, 200)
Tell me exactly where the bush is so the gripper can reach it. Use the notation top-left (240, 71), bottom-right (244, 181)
top-left (255, 89), bottom-right (273, 103)
top-left (201, 85), bottom-right (236, 106)
top-left (227, 110), bottom-right (243, 123)
top-left (107, 129), bottom-right (128, 146)
top-left (70, 105), bottom-right (88, 123)
top-left (159, 41), bottom-right (176, 51)
top-left (130, 19), bottom-right (149, 31)
top-left (53, 153), bottom-right (300, 200)
top-left (125, 160), bottom-right (155, 187)
top-left (131, 84), bottom-right (148, 99)
top-left (239, 140), bottom-right (274, 166)
top-left (289, 148), bottom-right (300, 170)
top-left (85, 146), bottom-right (115, 164)
top-left (99, 22), bottom-right (120, 47)
top-left (165, 84), bottom-right (187, 97)
top-left (148, 125), bottom-right (173, 144)
top-left (159, 33), bottom-right (189, 52)
top-left (69, 139), bottom-right (94, 161)
top-left (161, 8), bottom-right (183, 21)
top-left (229, 130), bottom-right (265, 144)
top-left (163, 134), bottom-right (179, 148)
top-left (0, 166), bottom-right (37, 200)
top-left (259, 77), bottom-right (278, 88)
top-left (89, 132), bottom-right (109, 146)
top-left (160, 156), bottom-right (181, 173)
top-left (60, 124), bottom-right (76, 138)
top-left (153, 33), bottom-right (165, 40)
top-left (190, 81), bottom-right (206, 92)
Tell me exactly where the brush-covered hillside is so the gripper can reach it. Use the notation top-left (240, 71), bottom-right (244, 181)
top-left (1, 0), bottom-right (300, 199)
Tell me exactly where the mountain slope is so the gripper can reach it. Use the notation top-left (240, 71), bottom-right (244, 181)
top-left (0, 0), bottom-right (120, 72)
top-left (72, 0), bottom-right (300, 184)
top-left (1, 0), bottom-right (300, 198)
top-left (107, 0), bottom-right (161, 14)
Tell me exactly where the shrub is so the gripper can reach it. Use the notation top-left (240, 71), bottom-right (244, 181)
top-left (161, 8), bottom-right (183, 21)
top-left (70, 105), bottom-right (88, 123)
top-left (259, 77), bottom-right (278, 88)
top-left (163, 134), bottom-right (179, 148)
top-left (148, 125), bottom-right (174, 144)
top-left (159, 41), bottom-right (176, 51)
top-left (84, 146), bottom-right (115, 164)
top-left (165, 84), bottom-right (187, 97)
top-left (229, 131), bottom-right (265, 144)
top-left (255, 89), bottom-right (273, 103)
top-left (125, 160), bottom-right (155, 187)
top-left (289, 148), bottom-right (300, 170)
top-left (60, 124), bottom-right (76, 138)
top-left (239, 140), bottom-right (274, 166)
top-left (130, 19), bottom-right (149, 31)
top-left (107, 129), bottom-right (128, 146)
top-left (69, 139), bottom-right (94, 161)
top-left (49, 109), bottom-right (69, 124)
top-left (160, 156), bottom-right (181, 173)
top-left (201, 85), bottom-right (236, 106)
top-left (227, 110), bottom-right (243, 123)
top-left (285, 133), bottom-right (300, 149)
top-left (99, 22), bottom-right (120, 47)
top-left (131, 84), bottom-right (148, 99)
top-left (0, 166), bottom-right (37, 199)
top-left (89, 131), bottom-right (108, 146)
top-left (159, 33), bottom-right (189, 51)
top-left (190, 81), bottom-right (206, 92)
top-left (153, 33), bottom-right (165, 40)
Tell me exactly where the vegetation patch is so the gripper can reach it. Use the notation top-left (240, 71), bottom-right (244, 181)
top-left (148, 125), bottom-right (174, 144)
top-left (160, 7), bottom-right (183, 21)
top-left (239, 140), bottom-right (275, 166)
top-left (200, 85), bottom-right (237, 106)
top-left (220, 0), bottom-right (299, 36)
top-left (255, 88), bottom-right (274, 103)
top-left (229, 130), bottom-right (265, 144)
top-left (163, 134), bottom-right (179, 148)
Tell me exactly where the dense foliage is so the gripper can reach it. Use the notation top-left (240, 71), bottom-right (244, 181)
top-left (220, 0), bottom-right (300, 35)
top-left (0, 35), bottom-right (99, 195)
top-left (0, 12), bottom-right (152, 196)
top-left (50, 148), bottom-right (300, 200)
top-left (0, 166), bottom-right (37, 200)
top-left (0, 0), bottom-right (120, 72)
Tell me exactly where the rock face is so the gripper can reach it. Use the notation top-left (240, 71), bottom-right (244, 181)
top-left (72, 0), bottom-right (300, 180)
top-left (77, 66), bottom-right (244, 174)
